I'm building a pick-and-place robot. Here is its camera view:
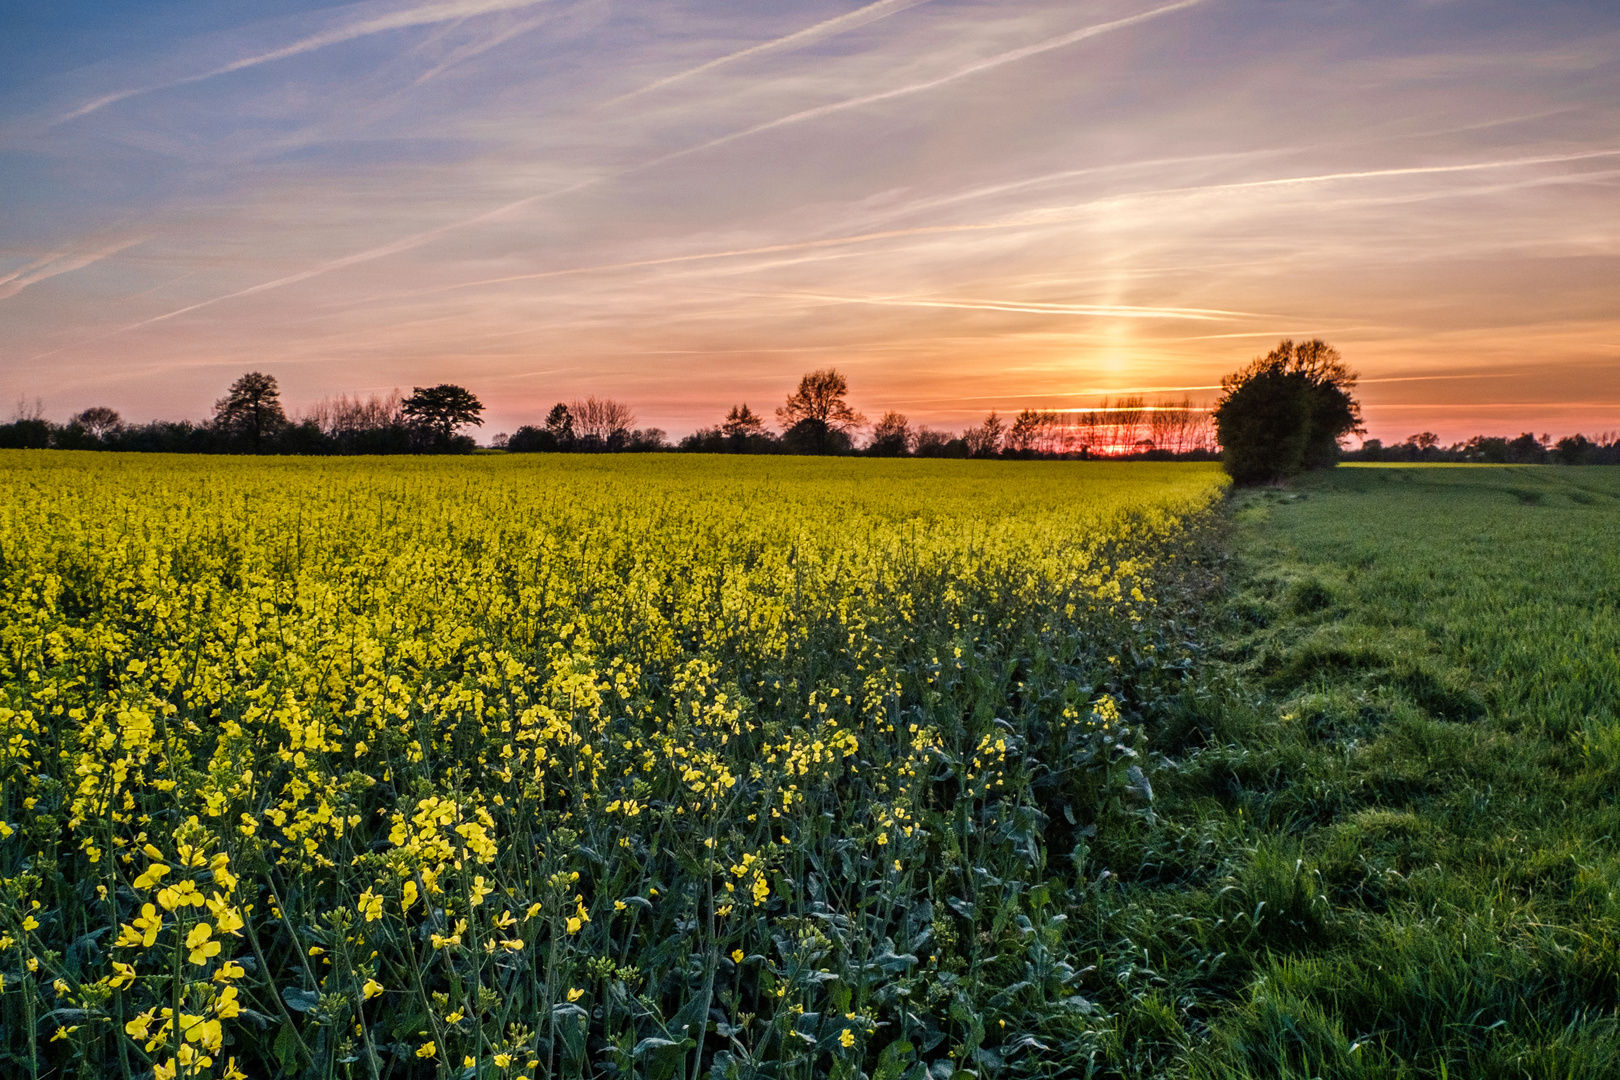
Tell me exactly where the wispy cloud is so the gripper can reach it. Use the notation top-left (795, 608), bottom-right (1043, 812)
top-left (0, 237), bottom-right (144, 300)
top-left (646, 0), bottom-right (1209, 166)
top-left (26, 0), bottom-right (1214, 348)
top-left (1137, 149), bottom-right (1620, 199)
top-left (757, 292), bottom-right (1268, 321)
top-left (600, 0), bottom-right (933, 107)
top-left (8, 0), bottom-right (1619, 436)
top-left (389, 149), bottom-right (1620, 300)
top-left (409, 9), bottom-right (560, 87)
top-left (56, 0), bottom-right (551, 123)
top-left (106, 179), bottom-right (598, 335)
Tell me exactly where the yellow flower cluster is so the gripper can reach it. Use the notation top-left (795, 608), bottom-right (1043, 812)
top-left (0, 453), bottom-right (1222, 1077)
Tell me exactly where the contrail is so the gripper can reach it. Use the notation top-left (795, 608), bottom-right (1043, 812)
top-left (1166, 148), bottom-right (1620, 196)
top-left (57, 0), bottom-right (549, 123)
top-left (599, 0), bottom-right (933, 108)
top-left (411, 222), bottom-right (1025, 294)
top-left (48, 140), bottom-right (1615, 358)
top-left (760, 292), bottom-right (1267, 321)
top-left (1358, 373), bottom-right (1528, 385)
top-left (642, 0), bottom-right (1209, 167)
top-left (111, 179), bottom-right (596, 333)
top-left (419, 149), bottom-right (1620, 295)
top-left (36, 2), bottom-right (1206, 343)
top-left (18, 180), bottom-right (592, 361)
top-left (411, 10), bottom-right (558, 87)
top-left (0, 237), bottom-right (145, 300)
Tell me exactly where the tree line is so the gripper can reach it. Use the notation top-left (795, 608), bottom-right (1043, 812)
top-left (0, 377), bottom-right (487, 455)
top-left (0, 368), bottom-right (1219, 460)
top-left (1207, 338), bottom-right (1619, 481)
top-left (4, 347), bottom-right (1610, 470)
top-left (1349, 430), bottom-right (1620, 466)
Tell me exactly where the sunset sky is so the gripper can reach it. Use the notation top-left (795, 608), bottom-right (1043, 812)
top-left (3, 0), bottom-right (1617, 443)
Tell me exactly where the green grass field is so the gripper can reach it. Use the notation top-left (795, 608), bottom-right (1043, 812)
top-left (1096, 465), bottom-right (1620, 1077)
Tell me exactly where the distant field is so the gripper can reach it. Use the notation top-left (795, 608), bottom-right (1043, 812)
top-left (1113, 465), bottom-right (1620, 1078)
top-left (0, 453), bottom-right (1225, 1080)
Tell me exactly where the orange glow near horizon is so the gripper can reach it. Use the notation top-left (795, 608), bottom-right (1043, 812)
top-left (2, 1), bottom-right (1617, 445)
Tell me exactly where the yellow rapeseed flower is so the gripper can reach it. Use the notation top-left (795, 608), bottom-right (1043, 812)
top-left (185, 924), bottom-right (221, 965)
top-left (132, 864), bottom-right (170, 890)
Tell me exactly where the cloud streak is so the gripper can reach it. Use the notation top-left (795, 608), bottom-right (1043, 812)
top-left (0, 237), bottom-right (144, 300)
top-left (409, 11), bottom-right (558, 87)
top-left (646, 0), bottom-right (1209, 166)
top-left (600, 0), bottom-right (933, 107)
top-left (57, 0), bottom-right (551, 123)
top-left (27, 0), bottom-right (1213, 347)
top-left (7, 0), bottom-right (1619, 439)
top-left (760, 292), bottom-right (1270, 321)
top-left (104, 179), bottom-right (599, 337)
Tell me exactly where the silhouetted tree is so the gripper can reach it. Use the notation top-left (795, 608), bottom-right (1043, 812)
top-left (1109, 397), bottom-right (1147, 454)
top-left (73, 407), bottom-right (123, 439)
top-left (545, 403), bottom-right (575, 446)
top-left (1213, 339), bottom-right (1363, 484)
top-left (1007, 409), bottom-right (1058, 454)
top-left (722, 404), bottom-right (764, 438)
top-left (571, 397), bottom-right (636, 450)
top-left (912, 427), bottom-right (955, 457)
top-left (963, 411), bottom-right (1006, 458)
top-left (782, 420), bottom-right (854, 455)
top-left (0, 419), bottom-right (51, 449)
top-left (302, 390), bottom-right (409, 454)
top-left (777, 369), bottom-right (864, 454)
top-left (867, 411), bottom-right (913, 456)
top-left (624, 428), bottom-right (669, 452)
top-left (1555, 434), bottom-right (1594, 465)
top-left (682, 406), bottom-right (780, 454)
top-left (505, 425), bottom-right (556, 452)
top-left (1506, 432), bottom-right (1547, 464)
top-left (213, 372), bottom-right (289, 451)
top-left (721, 404), bottom-right (765, 449)
top-left (402, 384), bottom-right (484, 452)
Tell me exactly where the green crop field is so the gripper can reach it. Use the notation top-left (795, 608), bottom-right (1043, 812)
top-left (2, 455), bottom-right (1617, 1080)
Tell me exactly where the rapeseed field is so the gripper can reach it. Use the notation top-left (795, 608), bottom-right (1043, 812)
top-left (0, 453), bottom-right (1225, 1080)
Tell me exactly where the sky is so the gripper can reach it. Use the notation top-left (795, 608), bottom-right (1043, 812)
top-left (2, 0), bottom-right (1617, 444)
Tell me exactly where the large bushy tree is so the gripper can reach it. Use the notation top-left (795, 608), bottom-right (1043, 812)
top-left (402, 384), bottom-right (484, 452)
top-left (72, 406), bottom-right (123, 440)
top-left (570, 396), bottom-right (636, 450)
top-left (866, 411), bottom-right (913, 456)
top-left (212, 372), bottom-right (289, 451)
top-left (777, 369), bottom-right (864, 455)
top-left (1213, 339), bottom-right (1362, 484)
